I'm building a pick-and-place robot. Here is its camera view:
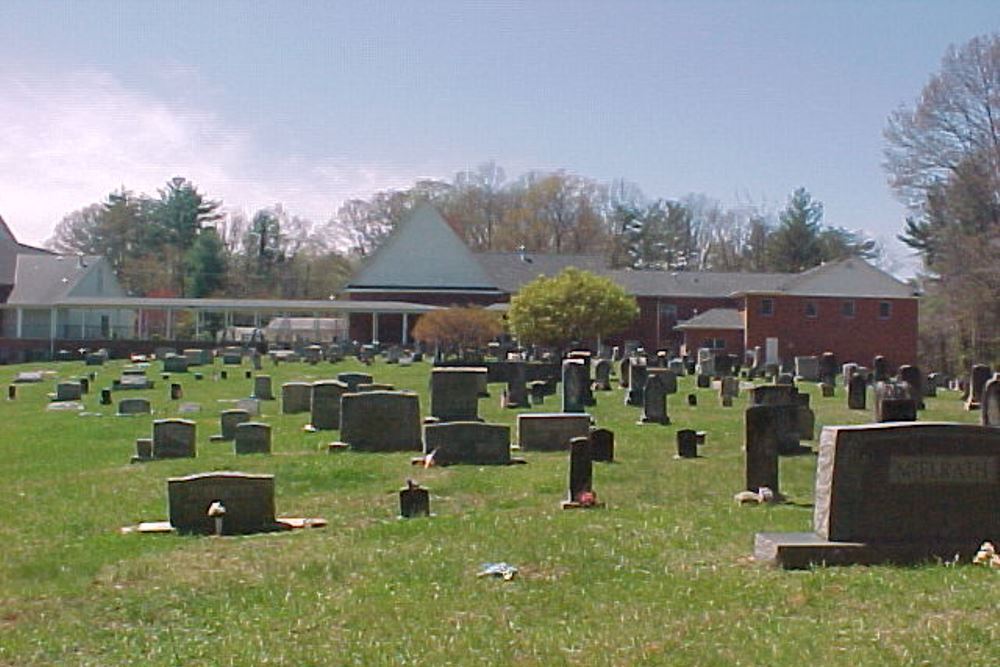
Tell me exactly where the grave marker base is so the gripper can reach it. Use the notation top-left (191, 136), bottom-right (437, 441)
top-left (754, 532), bottom-right (981, 569)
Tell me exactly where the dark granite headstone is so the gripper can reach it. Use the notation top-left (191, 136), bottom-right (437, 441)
top-left (252, 375), bottom-right (274, 400)
top-left (100, 388), bottom-right (112, 405)
top-left (897, 365), bottom-right (925, 410)
top-left (170, 382), bottom-right (182, 400)
top-left (506, 361), bottom-right (528, 407)
top-left (399, 480), bottom-right (430, 518)
top-left (310, 380), bottom-right (348, 430)
top-left (517, 413), bottom-right (591, 451)
top-left (561, 359), bottom-right (588, 413)
top-left (340, 391), bottom-right (421, 451)
top-left (337, 371), bottom-right (374, 393)
top-left (430, 368), bottom-right (483, 421)
top-left (152, 419), bottom-right (196, 459)
top-left (593, 359), bottom-right (612, 391)
top-left (967, 364), bottom-right (992, 410)
top-left (117, 398), bottom-right (151, 416)
top-left (619, 357), bottom-right (631, 388)
top-left (755, 422), bottom-right (1000, 568)
top-left (687, 393), bottom-right (697, 406)
top-left (55, 381), bottom-right (82, 402)
top-left (872, 355), bottom-right (889, 382)
top-left (218, 409), bottom-right (251, 441)
top-left (640, 372), bottom-right (670, 424)
top-left (423, 421), bottom-right (511, 465)
top-left (234, 422), bottom-right (272, 454)
top-left (562, 436), bottom-right (595, 508)
top-left (744, 406), bottom-right (780, 494)
top-left (168, 472), bottom-right (277, 534)
top-left (847, 374), bottom-right (867, 410)
top-left (982, 375), bottom-right (1000, 427)
top-left (626, 359), bottom-right (647, 406)
top-left (528, 380), bottom-right (546, 405)
top-left (676, 429), bottom-right (698, 459)
top-left (281, 382), bottom-right (312, 414)
top-left (589, 428), bottom-right (614, 463)
top-left (874, 382), bottom-right (917, 422)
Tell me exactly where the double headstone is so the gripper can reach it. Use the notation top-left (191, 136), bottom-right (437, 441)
top-left (755, 422), bottom-right (1000, 568)
top-left (163, 355), bottom-right (189, 373)
top-left (517, 413), bottom-right (591, 451)
top-left (339, 391), bottom-right (421, 451)
top-left (151, 419), bottom-right (196, 459)
top-left (422, 422), bottom-right (511, 465)
top-left (117, 398), bottom-right (151, 416)
top-left (55, 381), bottom-right (82, 402)
top-left (430, 368), bottom-right (483, 421)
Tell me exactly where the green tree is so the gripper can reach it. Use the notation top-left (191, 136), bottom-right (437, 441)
top-left (184, 227), bottom-right (227, 298)
top-left (507, 268), bottom-right (637, 350)
top-left (767, 188), bottom-right (825, 272)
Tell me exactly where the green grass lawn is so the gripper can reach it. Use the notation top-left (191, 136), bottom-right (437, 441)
top-left (0, 357), bottom-right (995, 666)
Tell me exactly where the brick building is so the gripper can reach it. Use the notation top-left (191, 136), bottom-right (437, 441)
top-left (342, 204), bottom-right (919, 368)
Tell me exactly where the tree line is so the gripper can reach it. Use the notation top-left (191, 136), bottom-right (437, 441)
top-left (884, 32), bottom-right (1000, 371)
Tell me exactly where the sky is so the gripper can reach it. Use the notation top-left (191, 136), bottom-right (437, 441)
top-left (1, 1), bottom-right (997, 274)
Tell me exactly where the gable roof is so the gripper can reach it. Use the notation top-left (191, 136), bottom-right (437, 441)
top-left (674, 308), bottom-right (744, 331)
top-left (346, 203), bottom-right (500, 292)
top-left (0, 215), bottom-right (53, 286)
top-left (476, 252), bottom-right (608, 293)
top-left (6, 254), bottom-right (107, 305)
top-left (608, 269), bottom-right (785, 298)
top-left (735, 258), bottom-right (917, 298)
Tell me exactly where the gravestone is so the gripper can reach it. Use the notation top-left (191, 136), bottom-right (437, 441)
top-left (217, 409), bottom-right (251, 441)
top-left (874, 382), bottom-right (917, 422)
top-left (163, 355), bottom-right (189, 373)
top-left (748, 386), bottom-right (804, 454)
top-left (168, 472), bottom-right (277, 535)
top-left (422, 421), bottom-right (511, 465)
top-left (696, 348), bottom-right (716, 376)
top-left (251, 353), bottom-right (262, 371)
top-left (183, 349), bottom-right (205, 366)
top-left (152, 419), bottom-right (196, 459)
top-left (820, 383), bottom-right (835, 398)
top-left (589, 428), bottom-right (614, 463)
top-left (593, 359), bottom-right (612, 391)
top-left (847, 374), bottom-right (867, 410)
top-left (337, 372), bottom-right (374, 392)
top-left (85, 353), bottom-right (105, 366)
top-left (222, 351), bottom-right (242, 365)
top-left (562, 436), bottom-right (596, 509)
top-left (518, 413), bottom-right (591, 451)
top-left (561, 359), bottom-right (588, 413)
top-left (668, 358), bottom-right (685, 376)
top-left (966, 364), bottom-right (992, 410)
top-left (640, 372), bottom-right (670, 424)
top-left (252, 375), bottom-right (274, 400)
top-left (399, 480), bottom-right (430, 518)
top-left (281, 382), bottom-right (312, 414)
top-left (234, 422), bottom-right (272, 454)
top-left (676, 428), bottom-right (698, 459)
top-left (745, 406), bottom-right (781, 495)
top-left (528, 380), bottom-right (546, 405)
top-left (795, 392), bottom-right (815, 441)
top-left (755, 422), bottom-right (1000, 568)
top-left (982, 375), bottom-right (1000, 427)
top-left (55, 381), bottom-right (82, 402)
top-left (310, 380), bottom-right (348, 430)
top-left (356, 383), bottom-right (395, 392)
top-left (7, 385), bottom-right (15, 400)
top-left (842, 363), bottom-right (859, 382)
top-left (696, 374), bottom-right (710, 389)
top-left (170, 383), bottom-right (182, 400)
top-left (719, 376), bottom-right (739, 400)
top-left (794, 356), bottom-right (820, 382)
top-left (897, 365), bottom-right (925, 410)
top-left (430, 368), bottom-right (482, 421)
top-left (619, 357), bottom-right (631, 388)
top-left (818, 352), bottom-right (837, 385)
top-left (117, 398), bottom-right (151, 416)
top-left (506, 361), bottom-right (528, 408)
top-left (339, 391), bottom-right (421, 451)
top-left (659, 369), bottom-right (678, 395)
top-left (14, 371), bottom-right (43, 383)
top-left (100, 388), bottom-right (112, 405)
top-left (687, 393), bottom-right (697, 406)
top-left (626, 359), bottom-right (647, 406)
top-left (77, 377), bottom-right (89, 395)
top-left (872, 355), bottom-right (889, 382)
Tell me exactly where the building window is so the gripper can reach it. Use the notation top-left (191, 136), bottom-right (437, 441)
top-left (879, 301), bottom-right (892, 319)
top-left (658, 303), bottom-right (677, 318)
top-left (760, 298), bottom-right (774, 316)
top-left (842, 300), bottom-right (856, 318)
top-left (703, 338), bottom-right (726, 350)
top-left (804, 300), bottom-right (817, 318)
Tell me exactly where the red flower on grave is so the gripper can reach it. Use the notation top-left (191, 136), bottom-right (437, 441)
top-left (577, 490), bottom-right (597, 507)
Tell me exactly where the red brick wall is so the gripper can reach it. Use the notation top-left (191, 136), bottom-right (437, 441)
top-left (611, 296), bottom-right (739, 352)
top-left (743, 295), bottom-right (918, 368)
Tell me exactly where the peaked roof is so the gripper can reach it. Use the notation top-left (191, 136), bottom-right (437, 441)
top-left (347, 204), bottom-right (500, 291)
top-left (735, 258), bottom-right (917, 298)
top-left (674, 308), bottom-right (744, 330)
top-left (0, 215), bottom-right (53, 285)
top-left (608, 269), bottom-right (786, 298)
top-left (6, 254), bottom-right (107, 305)
top-left (477, 252), bottom-right (608, 293)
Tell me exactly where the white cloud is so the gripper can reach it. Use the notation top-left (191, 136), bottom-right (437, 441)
top-left (0, 67), bottom-right (418, 246)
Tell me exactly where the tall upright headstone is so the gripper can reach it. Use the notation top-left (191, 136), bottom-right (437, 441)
top-left (967, 364), bottom-right (992, 410)
top-left (640, 372), bottom-right (670, 424)
top-left (562, 436), bottom-right (596, 509)
top-left (505, 361), bottom-right (528, 408)
top-left (430, 368), bottom-right (483, 421)
top-left (744, 406), bottom-right (781, 495)
top-left (982, 374), bottom-right (1000, 427)
top-left (561, 359), bottom-right (588, 414)
top-left (897, 365), bottom-right (925, 410)
top-left (311, 380), bottom-right (348, 430)
top-left (872, 355), bottom-right (889, 383)
top-left (626, 358), bottom-right (647, 407)
top-left (847, 373), bottom-right (867, 410)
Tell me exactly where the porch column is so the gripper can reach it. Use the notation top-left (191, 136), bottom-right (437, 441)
top-left (166, 309), bottom-right (173, 340)
top-left (15, 307), bottom-right (22, 339)
top-left (195, 310), bottom-right (201, 338)
top-left (402, 312), bottom-right (409, 345)
top-left (372, 312), bottom-right (379, 343)
top-left (254, 311), bottom-right (261, 328)
top-left (49, 307), bottom-right (57, 357)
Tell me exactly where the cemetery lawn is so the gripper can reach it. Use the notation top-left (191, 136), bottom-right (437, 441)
top-left (0, 359), bottom-right (996, 667)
